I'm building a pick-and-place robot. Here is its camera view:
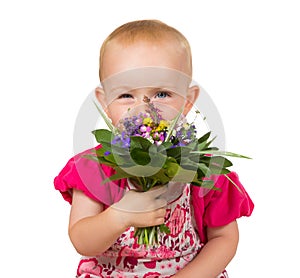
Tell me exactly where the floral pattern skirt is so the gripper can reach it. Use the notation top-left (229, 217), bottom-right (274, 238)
top-left (76, 185), bottom-right (229, 278)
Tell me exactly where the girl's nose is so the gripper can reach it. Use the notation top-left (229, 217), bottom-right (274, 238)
top-left (130, 90), bottom-right (152, 113)
top-left (131, 100), bottom-right (149, 115)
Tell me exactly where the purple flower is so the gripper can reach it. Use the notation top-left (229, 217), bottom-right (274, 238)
top-left (111, 132), bottom-right (131, 148)
top-left (122, 137), bottom-right (130, 148)
top-left (159, 133), bottom-right (165, 141)
top-left (140, 125), bottom-right (147, 132)
top-left (177, 142), bottom-right (186, 147)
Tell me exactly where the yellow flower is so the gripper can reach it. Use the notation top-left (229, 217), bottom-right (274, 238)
top-left (143, 117), bottom-right (153, 125)
top-left (158, 120), bottom-right (169, 130)
top-left (183, 123), bottom-right (189, 130)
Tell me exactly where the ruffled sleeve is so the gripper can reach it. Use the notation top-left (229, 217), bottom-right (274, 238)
top-left (54, 146), bottom-right (127, 206)
top-left (191, 172), bottom-right (254, 242)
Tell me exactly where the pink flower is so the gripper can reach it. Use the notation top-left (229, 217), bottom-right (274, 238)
top-left (77, 258), bottom-right (103, 276)
top-left (153, 132), bottom-right (159, 139)
top-left (166, 204), bottom-right (187, 237)
top-left (184, 230), bottom-right (195, 246)
top-left (118, 245), bottom-right (148, 258)
top-left (148, 245), bottom-right (176, 259)
top-left (143, 272), bottom-right (161, 278)
top-left (159, 133), bottom-right (165, 141)
top-left (143, 260), bottom-right (156, 269)
top-left (140, 125), bottom-right (147, 132)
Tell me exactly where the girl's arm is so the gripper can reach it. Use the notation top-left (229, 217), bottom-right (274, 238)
top-left (68, 189), bottom-right (166, 256)
top-left (173, 221), bottom-right (239, 278)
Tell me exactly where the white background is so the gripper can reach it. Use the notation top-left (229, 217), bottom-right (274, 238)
top-left (1, 0), bottom-right (299, 277)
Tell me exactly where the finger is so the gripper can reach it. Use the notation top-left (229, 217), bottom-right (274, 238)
top-left (138, 199), bottom-right (165, 211)
top-left (155, 217), bottom-right (165, 225)
top-left (153, 198), bottom-right (167, 209)
top-left (155, 208), bottom-right (167, 218)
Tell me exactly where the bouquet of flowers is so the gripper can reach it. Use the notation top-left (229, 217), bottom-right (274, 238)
top-left (86, 96), bottom-right (249, 246)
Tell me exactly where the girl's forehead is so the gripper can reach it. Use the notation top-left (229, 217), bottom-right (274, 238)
top-left (101, 39), bottom-right (192, 80)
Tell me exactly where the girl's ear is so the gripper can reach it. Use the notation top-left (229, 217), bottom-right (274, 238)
top-left (95, 87), bottom-right (110, 115)
top-left (183, 85), bottom-right (200, 115)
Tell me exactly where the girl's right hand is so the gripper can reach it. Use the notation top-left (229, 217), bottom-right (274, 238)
top-left (110, 186), bottom-right (167, 228)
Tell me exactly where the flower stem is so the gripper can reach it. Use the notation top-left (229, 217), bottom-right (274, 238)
top-left (135, 226), bottom-right (160, 246)
top-left (144, 228), bottom-right (149, 245)
top-left (138, 229), bottom-right (145, 245)
top-left (149, 227), bottom-right (155, 245)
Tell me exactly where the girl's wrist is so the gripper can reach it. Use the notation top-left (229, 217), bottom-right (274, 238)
top-left (105, 206), bottom-right (130, 231)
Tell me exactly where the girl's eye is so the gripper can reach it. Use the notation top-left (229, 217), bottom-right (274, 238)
top-left (118, 94), bottom-right (133, 99)
top-left (155, 91), bottom-right (170, 99)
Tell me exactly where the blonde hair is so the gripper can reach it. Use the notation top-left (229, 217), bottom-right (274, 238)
top-left (99, 19), bottom-right (192, 80)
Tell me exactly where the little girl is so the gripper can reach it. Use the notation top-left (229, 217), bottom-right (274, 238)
top-left (54, 20), bottom-right (254, 278)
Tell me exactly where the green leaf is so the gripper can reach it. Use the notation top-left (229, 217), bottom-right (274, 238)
top-left (150, 152), bottom-right (168, 167)
top-left (95, 147), bottom-right (106, 156)
top-left (165, 108), bottom-right (184, 142)
top-left (178, 158), bottom-right (201, 175)
top-left (94, 140), bottom-right (130, 157)
top-left (203, 147), bottom-right (219, 151)
top-left (200, 156), bottom-right (233, 168)
top-left (148, 144), bottom-right (158, 155)
top-left (109, 165), bottom-right (167, 181)
top-left (209, 165), bottom-right (231, 175)
top-left (197, 163), bottom-right (212, 176)
top-left (130, 148), bottom-right (151, 165)
top-left (166, 147), bottom-right (181, 159)
top-left (199, 179), bottom-right (215, 188)
top-left (103, 167), bottom-right (135, 183)
top-left (169, 166), bottom-right (198, 183)
top-left (202, 180), bottom-right (221, 190)
top-left (159, 224), bottom-right (170, 234)
top-left (103, 153), bottom-right (126, 165)
top-left (197, 131), bottom-right (211, 144)
top-left (93, 101), bottom-right (116, 132)
top-left (187, 153), bottom-right (201, 163)
top-left (83, 154), bottom-right (117, 167)
top-left (204, 135), bottom-right (217, 149)
top-left (191, 180), bottom-right (220, 191)
top-left (98, 142), bottom-right (112, 152)
top-left (164, 162), bottom-right (180, 177)
top-left (197, 140), bottom-right (208, 151)
top-left (92, 129), bottom-right (114, 144)
top-left (193, 150), bottom-right (252, 159)
top-left (158, 142), bottom-right (173, 152)
top-left (148, 168), bottom-right (170, 184)
top-left (130, 136), bottom-right (152, 151)
top-left (166, 146), bottom-right (192, 160)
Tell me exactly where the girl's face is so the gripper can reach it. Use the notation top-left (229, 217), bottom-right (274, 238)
top-left (96, 40), bottom-right (198, 125)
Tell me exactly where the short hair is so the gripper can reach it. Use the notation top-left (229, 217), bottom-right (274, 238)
top-left (99, 19), bottom-right (192, 80)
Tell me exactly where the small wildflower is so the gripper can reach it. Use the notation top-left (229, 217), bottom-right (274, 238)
top-left (156, 140), bottom-right (163, 146)
top-left (158, 120), bottom-right (169, 130)
top-left (159, 133), bottom-right (165, 141)
top-left (143, 117), bottom-right (153, 125)
top-left (140, 125), bottom-right (147, 132)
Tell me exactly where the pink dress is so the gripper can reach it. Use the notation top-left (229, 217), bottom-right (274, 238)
top-left (54, 147), bottom-right (254, 278)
